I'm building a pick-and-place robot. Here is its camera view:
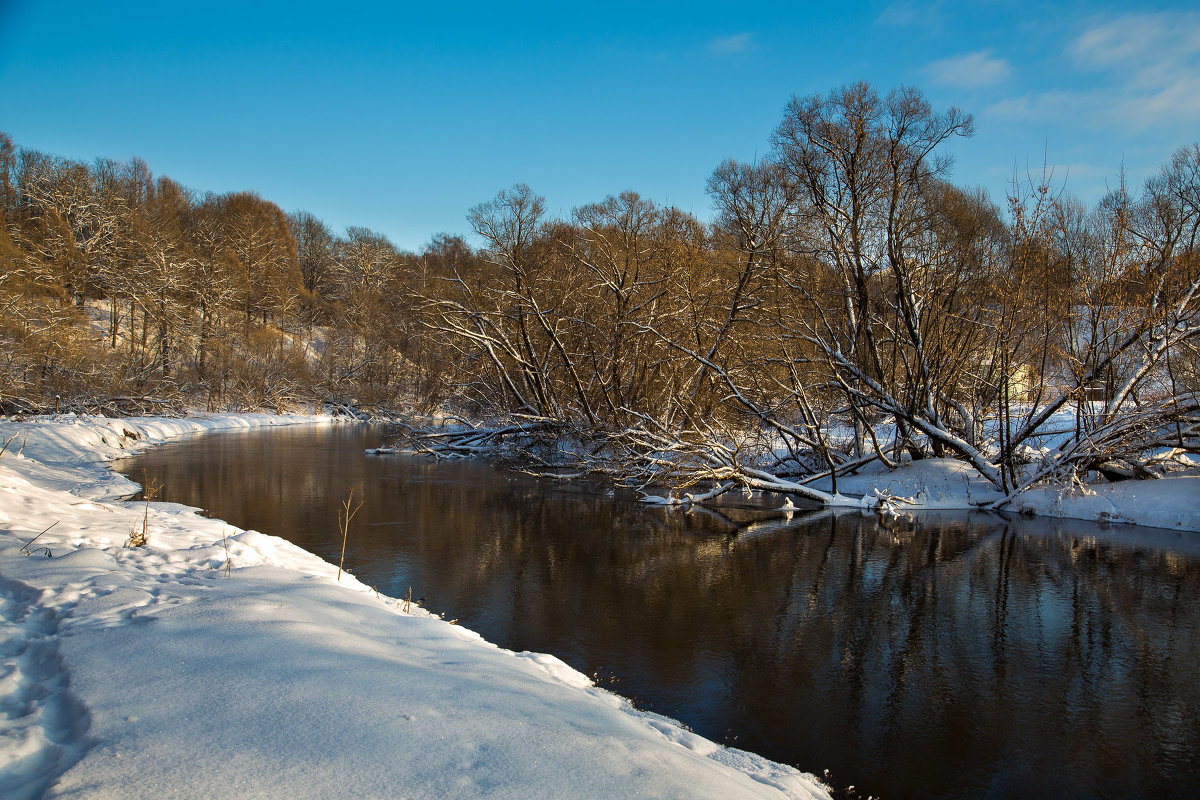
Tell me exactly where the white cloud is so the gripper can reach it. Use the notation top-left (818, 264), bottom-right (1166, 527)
top-left (1069, 12), bottom-right (1200, 78)
top-left (989, 12), bottom-right (1200, 131)
top-left (708, 33), bottom-right (751, 56)
top-left (924, 50), bottom-right (1012, 88)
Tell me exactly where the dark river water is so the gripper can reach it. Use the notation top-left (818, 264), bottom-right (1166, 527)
top-left (115, 423), bottom-right (1200, 800)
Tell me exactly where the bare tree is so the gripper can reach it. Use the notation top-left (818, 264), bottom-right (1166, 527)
top-left (288, 210), bottom-right (337, 297)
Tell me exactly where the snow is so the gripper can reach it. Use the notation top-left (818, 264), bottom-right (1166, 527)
top-left (0, 413), bottom-right (831, 800)
top-left (1005, 474), bottom-right (1200, 531)
top-left (805, 457), bottom-right (1200, 531)
top-left (634, 441), bottom-right (1197, 532)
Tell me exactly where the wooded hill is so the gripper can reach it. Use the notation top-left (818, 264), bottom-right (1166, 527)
top-left (3, 82), bottom-right (1197, 500)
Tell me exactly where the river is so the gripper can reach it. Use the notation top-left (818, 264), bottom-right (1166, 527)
top-left (115, 423), bottom-right (1200, 799)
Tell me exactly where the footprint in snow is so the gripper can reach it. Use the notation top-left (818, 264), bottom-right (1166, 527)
top-left (0, 576), bottom-right (91, 800)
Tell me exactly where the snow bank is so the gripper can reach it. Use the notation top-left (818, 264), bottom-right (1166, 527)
top-left (804, 457), bottom-right (1200, 532)
top-left (0, 413), bottom-right (830, 799)
top-left (1006, 475), bottom-right (1200, 531)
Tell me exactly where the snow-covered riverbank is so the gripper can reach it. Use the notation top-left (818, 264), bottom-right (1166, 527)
top-left (0, 413), bottom-right (830, 800)
top-left (804, 456), bottom-right (1200, 532)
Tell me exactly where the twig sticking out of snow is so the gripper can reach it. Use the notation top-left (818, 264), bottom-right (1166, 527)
top-left (20, 521), bottom-right (59, 556)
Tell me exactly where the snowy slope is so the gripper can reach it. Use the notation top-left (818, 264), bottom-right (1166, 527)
top-left (0, 414), bottom-right (830, 800)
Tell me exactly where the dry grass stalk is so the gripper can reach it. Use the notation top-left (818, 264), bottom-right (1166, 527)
top-left (0, 432), bottom-right (19, 460)
top-left (127, 474), bottom-right (160, 548)
top-left (20, 521), bottom-right (59, 557)
top-left (336, 487), bottom-right (364, 581)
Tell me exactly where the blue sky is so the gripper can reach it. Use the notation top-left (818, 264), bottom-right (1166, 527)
top-left (2, 1), bottom-right (1198, 250)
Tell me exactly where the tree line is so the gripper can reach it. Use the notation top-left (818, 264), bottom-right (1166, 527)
top-left (0, 133), bottom-right (445, 414)
top-left (2, 81), bottom-right (1197, 502)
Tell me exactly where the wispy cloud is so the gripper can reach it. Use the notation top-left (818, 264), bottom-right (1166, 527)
top-left (876, 1), bottom-right (945, 31)
top-left (708, 33), bottom-right (752, 56)
top-left (1069, 12), bottom-right (1200, 77)
top-left (924, 50), bottom-right (1012, 88)
top-left (988, 11), bottom-right (1200, 131)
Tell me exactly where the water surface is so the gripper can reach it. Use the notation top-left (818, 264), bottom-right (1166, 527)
top-left (116, 423), bottom-right (1200, 799)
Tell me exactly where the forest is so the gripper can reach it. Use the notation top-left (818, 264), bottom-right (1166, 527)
top-left (2, 82), bottom-right (1197, 505)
